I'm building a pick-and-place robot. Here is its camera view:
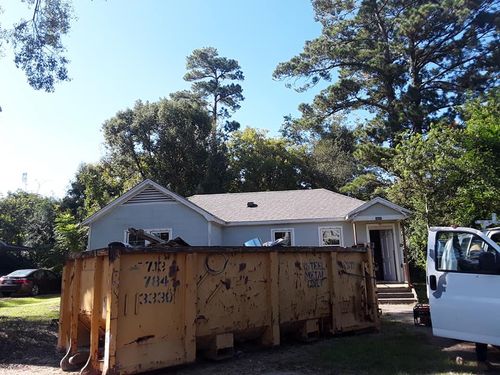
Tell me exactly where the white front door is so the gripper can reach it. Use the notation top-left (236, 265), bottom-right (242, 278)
top-left (380, 229), bottom-right (397, 281)
top-left (427, 227), bottom-right (500, 345)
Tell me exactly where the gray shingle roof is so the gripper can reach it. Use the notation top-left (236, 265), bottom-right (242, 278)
top-left (188, 189), bottom-right (365, 223)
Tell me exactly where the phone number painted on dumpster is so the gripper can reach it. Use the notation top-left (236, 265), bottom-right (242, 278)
top-left (134, 258), bottom-right (179, 305)
top-left (138, 291), bottom-right (174, 305)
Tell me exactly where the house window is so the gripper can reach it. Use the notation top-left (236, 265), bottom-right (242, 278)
top-left (125, 228), bottom-right (172, 247)
top-left (319, 227), bottom-right (343, 246)
top-left (126, 232), bottom-right (146, 247)
top-left (271, 228), bottom-right (294, 246)
top-left (149, 230), bottom-right (171, 242)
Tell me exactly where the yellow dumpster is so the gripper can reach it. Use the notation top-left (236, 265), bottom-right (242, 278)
top-left (58, 246), bottom-right (379, 374)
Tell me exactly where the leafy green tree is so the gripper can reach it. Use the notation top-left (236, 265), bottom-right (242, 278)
top-left (184, 47), bottom-right (244, 136)
top-left (183, 48), bottom-right (245, 192)
top-left (274, 0), bottom-right (498, 140)
top-left (387, 126), bottom-right (463, 267)
top-left (0, 191), bottom-right (58, 269)
top-left (51, 211), bottom-right (86, 272)
top-left (275, 0), bottom-right (498, 200)
top-left (1, 0), bottom-right (73, 92)
top-left (281, 115), bottom-right (361, 193)
top-left (387, 93), bottom-right (500, 269)
top-left (227, 128), bottom-right (308, 192)
top-left (462, 90), bottom-right (500, 168)
top-left (102, 97), bottom-right (212, 196)
top-left (453, 90), bottom-right (500, 225)
top-left (62, 161), bottom-right (131, 220)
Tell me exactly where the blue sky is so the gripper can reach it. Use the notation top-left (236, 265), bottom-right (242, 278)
top-left (0, 0), bottom-right (326, 197)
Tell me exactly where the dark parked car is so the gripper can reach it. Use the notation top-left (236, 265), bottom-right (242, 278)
top-left (0, 269), bottom-right (61, 297)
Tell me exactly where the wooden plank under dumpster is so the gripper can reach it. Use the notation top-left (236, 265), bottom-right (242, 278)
top-left (58, 246), bottom-right (380, 375)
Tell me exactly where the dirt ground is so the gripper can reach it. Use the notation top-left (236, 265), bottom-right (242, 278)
top-left (1, 305), bottom-right (499, 375)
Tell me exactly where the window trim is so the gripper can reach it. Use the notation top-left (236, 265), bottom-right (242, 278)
top-left (271, 228), bottom-right (295, 246)
top-left (124, 228), bottom-right (173, 246)
top-left (318, 226), bottom-right (344, 247)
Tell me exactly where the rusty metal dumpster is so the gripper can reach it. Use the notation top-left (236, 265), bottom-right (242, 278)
top-left (58, 246), bottom-right (379, 374)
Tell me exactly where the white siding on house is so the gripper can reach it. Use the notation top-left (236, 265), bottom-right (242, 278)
top-left (220, 222), bottom-right (355, 247)
top-left (210, 223), bottom-right (223, 246)
top-left (88, 202), bottom-right (209, 250)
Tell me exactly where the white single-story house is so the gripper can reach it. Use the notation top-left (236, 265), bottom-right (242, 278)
top-left (82, 179), bottom-right (411, 283)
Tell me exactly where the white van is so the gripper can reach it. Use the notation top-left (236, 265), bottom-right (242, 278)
top-left (427, 227), bottom-right (500, 360)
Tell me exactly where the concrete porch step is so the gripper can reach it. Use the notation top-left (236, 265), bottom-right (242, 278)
top-left (378, 297), bottom-right (418, 305)
top-left (377, 292), bottom-right (416, 299)
top-left (376, 283), bottom-right (418, 305)
top-left (377, 287), bottom-right (412, 294)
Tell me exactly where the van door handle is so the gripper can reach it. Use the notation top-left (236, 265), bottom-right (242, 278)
top-left (429, 275), bottom-right (437, 291)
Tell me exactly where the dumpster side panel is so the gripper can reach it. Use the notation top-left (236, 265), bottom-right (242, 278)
top-left (80, 257), bottom-right (96, 315)
top-left (59, 247), bottom-right (379, 375)
top-left (278, 252), bottom-right (331, 323)
top-left (57, 259), bottom-right (73, 351)
top-left (114, 252), bottom-right (191, 374)
top-left (196, 252), bottom-right (269, 338)
top-left (335, 251), bottom-right (376, 332)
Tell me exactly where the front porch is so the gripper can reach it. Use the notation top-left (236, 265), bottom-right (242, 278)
top-left (376, 282), bottom-right (418, 304)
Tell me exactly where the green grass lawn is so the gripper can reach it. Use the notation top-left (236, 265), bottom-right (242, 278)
top-left (318, 321), bottom-right (478, 375)
top-left (0, 294), bottom-right (60, 321)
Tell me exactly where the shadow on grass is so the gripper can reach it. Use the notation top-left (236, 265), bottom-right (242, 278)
top-left (317, 320), bottom-right (477, 375)
top-left (0, 316), bottom-right (61, 367)
top-left (0, 295), bottom-right (61, 367)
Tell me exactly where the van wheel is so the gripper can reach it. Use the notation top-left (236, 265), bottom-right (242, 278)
top-left (31, 284), bottom-right (39, 297)
top-left (475, 343), bottom-right (488, 362)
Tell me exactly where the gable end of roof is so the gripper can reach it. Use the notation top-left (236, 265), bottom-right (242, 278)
top-left (345, 196), bottom-right (411, 220)
top-left (81, 179), bottom-right (224, 226)
top-left (123, 186), bottom-right (175, 204)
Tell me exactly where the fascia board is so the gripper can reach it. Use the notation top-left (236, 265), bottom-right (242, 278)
top-left (224, 217), bottom-right (346, 226)
top-left (350, 214), bottom-right (406, 222)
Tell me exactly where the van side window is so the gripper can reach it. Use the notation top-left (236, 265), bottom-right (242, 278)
top-left (490, 232), bottom-right (500, 246)
top-left (435, 231), bottom-right (500, 274)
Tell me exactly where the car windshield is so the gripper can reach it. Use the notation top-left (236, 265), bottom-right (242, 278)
top-left (6, 269), bottom-right (36, 277)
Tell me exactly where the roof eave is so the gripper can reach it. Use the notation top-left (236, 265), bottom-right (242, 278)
top-left (224, 217), bottom-right (347, 226)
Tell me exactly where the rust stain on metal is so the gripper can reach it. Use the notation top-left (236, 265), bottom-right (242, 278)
top-left (221, 278), bottom-right (231, 290)
top-left (169, 260), bottom-right (179, 277)
top-left (108, 247), bottom-right (120, 262)
top-left (126, 335), bottom-right (155, 345)
top-left (294, 261), bottom-right (301, 270)
top-left (134, 293), bottom-right (138, 315)
top-left (206, 283), bottom-right (222, 304)
top-left (106, 366), bottom-right (120, 375)
top-left (239, 263), bottom-right (246, 272)
top-left (124, 294), bottom-right (128, 316)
